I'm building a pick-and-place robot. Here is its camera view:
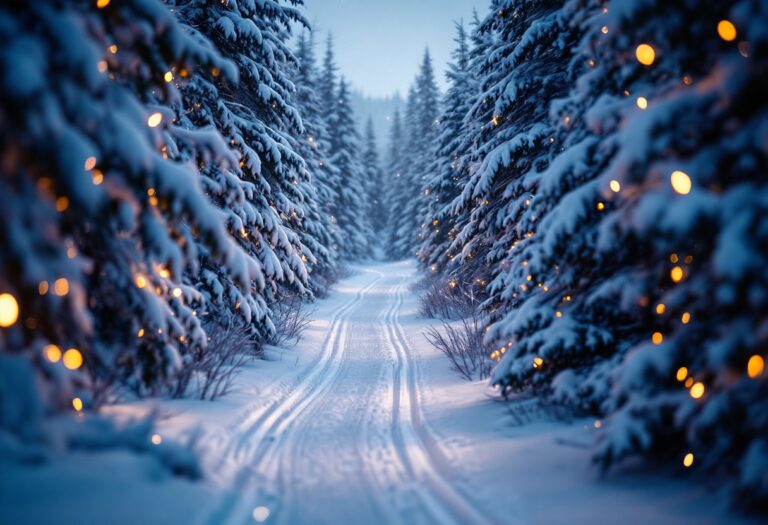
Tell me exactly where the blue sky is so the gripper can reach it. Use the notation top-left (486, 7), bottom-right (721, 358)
top-left (300, 0), bottom-right (485, 98)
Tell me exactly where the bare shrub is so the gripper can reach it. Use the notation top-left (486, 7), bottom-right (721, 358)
top-left (424, 283), bottom-right (494, 380)
top-left (268, 293), bottom-right (314, 347)
top-left (417, 273), bottom-right (486, 320)
top-left (171, 320), bottom-right (256, 400)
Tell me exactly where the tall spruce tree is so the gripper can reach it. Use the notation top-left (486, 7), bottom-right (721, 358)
top-left (362, 117), bottom-right (387, 241)
top-left (329, 78), bottom-right (371, 258)
top-left (417, 21), bottom-right (476, 274)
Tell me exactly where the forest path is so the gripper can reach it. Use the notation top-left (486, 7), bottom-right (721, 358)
top-left (205, 260), bottom-right (496, 525)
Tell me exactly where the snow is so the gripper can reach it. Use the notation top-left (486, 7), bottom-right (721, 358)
top-left (1, 261), bottom-right (757, 525)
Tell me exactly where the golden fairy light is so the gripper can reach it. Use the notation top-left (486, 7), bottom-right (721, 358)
top-left (683, 452), bottom-right (694, 468)
top-left (56, 196), bottom-right (70, 212)
top-left (676, 367), bottom-right (688, 382)
top-left (97, 60), bottom-right (108, 73)
top-left (609, 180), bottom-right (621, 193)
top-left (39, 281), bottom-right (49, 295)
top-left (670, 253), bottom-right (679, 263)
top-left (717, 20), bottom-right (737, 42)
top-left (532, 357), bottom-right (544, 368)
top-left (652, 332), bottom-right (663, 345)
top-left (681, 312), bottom-right (691, 324)
top-left (593, 420), bottom-right (602, 429)
top-left (45, 344), bottom-right (62, 363)
top-left (172, 287), bottom-right (182, 298)
top-left (164, 71), bottom-right (174, 83)
top-left (670, 170), bottom-right (692, 195)
top-left (96, 0), bottom-right (111, 7)
top-left (63, 348), bottom-right (83, 370)
top-left (84, 156), bottom-right (97, 171)
top-left (635, 44), bottom-right (656, 66)
top-left (747, 355), bottom-right (764, 378)
top-left (596, 201), bottom-right (605, 211)
top-left (72, 397), bottom-right (83, 412)
top-left (670, 266), bottom-right (684, 283)
top-left (134, 274), bottom-right (148, 289)
top-left (636, 96), bottom-right (648, 109)
top-left (91, 169), bottom-right (104, 185)
top-left (109, 44), bottom-right (117, 54)
top-left (689, 382), bottom-right (705, 399)
top-left (147, 112), bottom-right (163, 128)
top-left (655, 303), bottom-right (666, 315)
top-left (601, 26), bottom-right (608, 34)
top-left (53, 278), bottom-right (69, 296)
top-left (684, 377), bottom-right (694, 388)
top-left (0, 293), bottom-right (20, 328)
top-left (151, 433), bottom-right (162, 445)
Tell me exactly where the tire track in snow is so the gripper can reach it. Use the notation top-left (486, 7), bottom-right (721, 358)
top-left (201, 270), bottom-right (383, 525)
top-left (381, 276), bottom-right (496, 525)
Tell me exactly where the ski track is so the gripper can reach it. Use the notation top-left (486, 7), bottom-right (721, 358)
top-left (202, 263), bottom-right (493, 524)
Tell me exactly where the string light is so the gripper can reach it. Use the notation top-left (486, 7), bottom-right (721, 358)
top-left (96, 0), bottom-right (111, 7)
top-left (151, 433), bottom-right (162, 445)
top-left (39, 281), bottom-right (49, 295)
top-left (135, 274), bottom-right (148, 289)
top-left (108, 45), bottom-right (117, 54)
top-left (533, 356), bottom-right (544, 368)
top-left (138, 328), bottom-right (145, 338)
top-left (56, 196), bottom-right (69, 212)
top-left (689, 382), bottom-right (705, 399)
top-left (655, 303), bottom-right (665, 315)
top-left (596, 202), bottom-right (605, 211)
top-left (0, 293), bottom-right (19, 327)
top-left (593, 420), bottom-right (602, 429)
top-left (670, 266), bottom-right (684, 283)
top-left (717, 20), bottom-right (737, 42)
top-left (91, 169), bottom-right (104, 185)
top-left (63, 348), bottom-right (83, 370)
top-left (54, 278), bottom-right (69, 296)
top-left (172, 287), bottom-right (182, 298)
top-left (685, 377), bottom-right (694, 388)
top-left (681, 312), bottom-right (691, 324)
top-left (670, 171), bottom-right (692, 195)
top-left (676, 367), bottom-right (688, 382)
top-left (252, 507), bottom-right (270, 523)
top-left (147, 112), bottom-right (163, 128)
top-left (652, 332), bottom-right (663, 345)
top-left (683, 453), bottom-right (694, 468)
top-left (635, 44), bottom-right (656, 65)
top-left (72, 397), bottom-right (83, 412)
top-left (747, 355), bottom-right (764, 378)
top-left (636, 96), bottom-right (648, 109)
top-left (98, 60), bottom-right (108, 73)
top-left (609, 180), bottom-right (621, 193)
top-left (164, 71), bottom-right (174, 83)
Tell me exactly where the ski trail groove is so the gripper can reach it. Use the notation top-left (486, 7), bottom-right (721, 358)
top-left (382, 277), bottom-right (494, 525)
top-left (202, 270), bottom-right (383, 525)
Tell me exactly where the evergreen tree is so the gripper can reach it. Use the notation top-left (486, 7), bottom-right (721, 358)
top-left (417, 21), bottom-right (476, 274)
top-left (291, 31), bottom-right (343, 290)
top-left (329, 78), bottom-right (371, 259)
top-left (0, 0), bottom-right (254, 415)
top-left (362, 117), bottom-right (387, 240)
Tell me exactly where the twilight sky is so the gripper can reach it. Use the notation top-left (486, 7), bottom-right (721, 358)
top-left (300, 0), bottom-right (485, 98)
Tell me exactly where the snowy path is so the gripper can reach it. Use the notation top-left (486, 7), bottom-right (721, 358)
top-left (202, 262), bottom-right (494, 525)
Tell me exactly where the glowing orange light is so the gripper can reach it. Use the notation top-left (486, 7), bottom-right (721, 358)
top-left (56, 196), bottom-right (69, 212)
top-left (655, 303), bottom-right (666, 315)
top-left (164, 71), bottom-right (174, 83)
top-left (652, 332), bottom-right (663, 345)
top-left (135, 275), bottom-right (147, 289)
top-left (683, 452), bottom-right (694, 467)
top-left (96, 0), bottom-right (111, 8)
top-left (747, 355), bottom-right (764, 378)
top-left (172, 287), bottom-right (182, 298)
top-left (72, 397), bottom-right (83, 412)
top-left (533, 357), bottom-right (544, 368)
top-left (596, 202), bottom-right (605, 211)
top-left (91, 169), bottom-right (104, 185)
top-left (0, 293), bottom-right (20, 328)
top-left (681, 312), bottom-right (691, 324)
top-left (54, 278), bottom-right (69, 296)
top-left (609, 180), bottom-right (621, 193)
top-left (689, 382), bottom-right (705, 399)
top-left (717, 20), bottom-right (737, 42)
top-left (635, 44), bottom-right (656, 65)
top-left (636, 96), bottom-right (648, 109)
top-left (63, 348), bottom-right (83, 370)
top-left (676, 367), bottom-right (688, 382)
top-left (670, 266), bottom-right (684, 283)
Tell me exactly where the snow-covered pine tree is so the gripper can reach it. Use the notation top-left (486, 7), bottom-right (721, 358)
top-left (383, 108), bottom-right (406, 253)
top-left (388, 52), bottom-right (441, 259)
top-left (484, 0), bottom-right (768, 508)
top-left (319, 34), bottom-right (339, 134)
top-left (290, 31), bottom-right (343, 291)
top-left (0, 0), bottom-right (254, 417)
top-left (386, 86), bottom-right (419, 259)
top-left (171, 0), bottom-right (315, 341)
top-left (417, 21), bottom-right (476, 274)
top-left (363, 117), bottom-right (387, 242)
top-left (329, 78), bottom-right (371, 258)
